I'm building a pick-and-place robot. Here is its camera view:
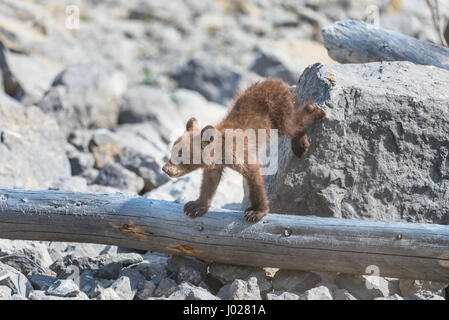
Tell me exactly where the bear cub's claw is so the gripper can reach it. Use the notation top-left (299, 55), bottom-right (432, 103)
top-left (244, 207), bottom-right (268, 222)
top-left (184, 200), bottom-right (209, 218)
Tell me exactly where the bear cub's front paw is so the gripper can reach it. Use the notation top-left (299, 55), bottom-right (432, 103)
top-left (244, 207), bottom-right (268, 222)
top-left (184, 200), bottom-right (210, 218)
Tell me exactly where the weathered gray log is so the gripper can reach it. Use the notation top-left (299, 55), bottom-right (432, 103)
top-left (0, 189), bottom-right (448, 281)
top-left (322, 20), bottom-right (449, 71)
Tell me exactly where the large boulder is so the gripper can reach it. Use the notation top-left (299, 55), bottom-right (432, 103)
top-left (264, 61), bottom-right (449, 224)
top-left (0, 93), bottom-right (71, 189)
top-left (36, 63), bottom-right (127, 134)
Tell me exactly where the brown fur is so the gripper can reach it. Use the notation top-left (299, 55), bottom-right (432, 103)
top-left (162, 78), bottom-right (326, 222)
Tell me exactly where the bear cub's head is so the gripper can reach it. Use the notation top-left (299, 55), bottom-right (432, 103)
top-left (162, 117), bottom-right (219, 178)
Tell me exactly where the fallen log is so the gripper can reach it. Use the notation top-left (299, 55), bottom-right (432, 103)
top-left (0, 189), bottom-right (448, 281)
top-left (322, 20), bottom-right (449, 71)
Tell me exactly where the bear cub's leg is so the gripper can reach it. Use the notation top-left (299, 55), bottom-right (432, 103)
top-left (184, 168), bottom-right (223, 218)
top-left (243, 165), bottom-right (269, 222)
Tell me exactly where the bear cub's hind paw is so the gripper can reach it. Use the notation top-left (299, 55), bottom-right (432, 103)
top-left (184, 200), bottom-right (209, 218)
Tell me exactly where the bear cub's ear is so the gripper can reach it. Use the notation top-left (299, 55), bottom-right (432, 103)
top-left (186, 117), bottom-right (200, 131)
top-left (201, 125), bottom-right (217, 149)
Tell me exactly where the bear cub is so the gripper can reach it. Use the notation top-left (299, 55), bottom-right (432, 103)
top-left (162, 78), bottom-right (326, 222)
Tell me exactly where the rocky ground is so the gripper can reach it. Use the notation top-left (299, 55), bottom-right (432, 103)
top-left (0, 0), bottom-right (448, 300)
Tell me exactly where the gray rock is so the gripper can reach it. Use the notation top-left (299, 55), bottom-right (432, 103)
top-left (49, 176), bottom-right (88, 192)
top-left (249, 51), bottom-right (296, 84)
top-left (29, 274), bottom-right (58, 291)
top-left (135, 281), bottom-right (157, 300)
top-left (172, 88), bottom-right (227, 126)
top-left (0, 240), bottom-right (53, 271)
top-left (208, 263), bottom-right (261, 285)
top-left (110, 276), bottom-right (135, 300)
top-left (264, 62), bottom-right (449, 224)
top-left (170, 58), bottom-right (242, 105)
top-left (404, 290), bottom-right (445, 300)
top-left (89, 127), bottom-right (169, 191)
top-left (0, 41), bottom-right (24, 100)
top-left (0, 97), bottom-right (71, 190)
top-left (46, 279), bottom-right (80, 297)
top-left (29, 290), bottom-right (89, 300)
top-left (36, 63), bottom-right (126, 134)
top-left (0, 285), bottom-right (12, 300)
top-left (66, 144), bottom-right (95, 177)
top-left (168, 282), bottom-right (219, 300)
top-left (10, 294), bottom-right (27, 300)
top-left (0, 262), bottom-right (33, 296)
top-left (97, 287), bottom-right (121, 300)
top-left (217, 277), bottom-right (262, 300)
top-left (154, 277), bottom-right (177, 297)
top-left (333, 289), bottom-right (357, 300)
top-left (375, 294), bottom-right (404, 300)
top-left (93, 162), bottom-right (145, 194)
top-left (298, 286), bottom-right (334, 300)
top-left (246, 272), bottom-right (272, 295)
top-left (266, 291), bottom-right (300, 300)
top-left (118, 86), bottom-right (183, 135)
top-left (272, 270), bottom-right (321, 295)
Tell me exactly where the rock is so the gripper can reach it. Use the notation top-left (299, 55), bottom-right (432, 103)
top-left (335, 274), bottom-right (400, 300)
top-left (29, 290), bottom-right (89, 300)
top-left (246, 272), bottom-right (272, 295)
top-left (249, 51), bottom-right (296, 84)
top-left (36, 63), bottom-right (127, 134)
top-left (176, 265), bottom-right (204, 286)
top-left (0, 285), bottom-right (12, 300)
top-left (46, 279), bottom-right (80, 297)
top-left (333, 289), bottom-right (357, 300)
top-left (0, 41), bottom-right (24, 100)
top-left (272, 270), bottom-right (321, 295)
top-left (208, 263), bottom-right (261, 285)
top-left (97, 287), bottom-right (121, 300)
top-left (0, 240), bottom-right (53, 271)
top-left (49, 176), bottom-right (88, 192)
top-left (375, 294), bottom-right (404, 300)
top-left (119, 268), bottom-right (147, 295)
top-left (168, 282), bottom-right (219, 300)
top-left (299, 286), bottom-right (334, 300)
top-left (172, 88), bottom-right (227, 126)
top-left (146, 169), bottom-right (244, 209)
top-left (170, 58), bottom-right (242, 105)
top-left (218, 277), bottom-right (262, 300)
top-left (10, 294), bottom-right (27, 300)
top-left (29, 274), bottom-right (58, 291)
top-left (118, 86), bottom-right (183, 136)
top-left (399, 279), bottom-right (448, 297)
top-left (266, 291), bottom-right (300, 300)
top-left (109, 276), bottom-right (135, 300)
top-left (66, 144), bottom-right (95, 177)
top-left (93, 162), bottom-right (145, 194)
top-left (264, 62), bottom-right (449, 224)
top-left (154, 278), bottom-right (178, 297)
top-left (405, 290), bottom-right (446, 300)
top-left (135, 281), bottom-right (157, 300)
top-left (130, 253), bottom-right (169, 285)
top-left (0, 262), bottom-right (33, 296)
top-left (0, 96), bottom-right (71, 189)
top-left (89, 127), bottom-right (169, 191)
